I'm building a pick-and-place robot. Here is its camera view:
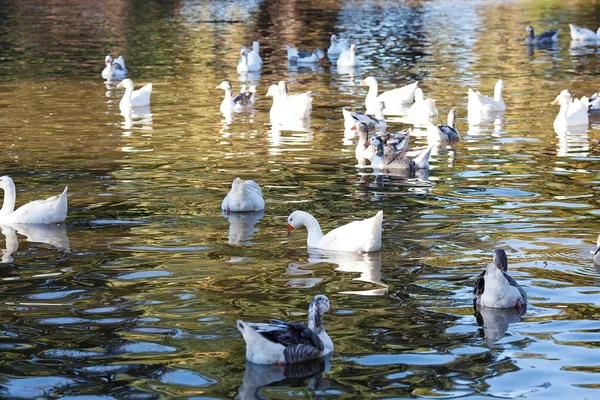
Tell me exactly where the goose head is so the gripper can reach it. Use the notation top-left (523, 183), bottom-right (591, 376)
top-left (376, 101), bottom-right (386, 113)
top-left (492, 249), bottom-right (508, 272)
top-left (286, 210), bottom-right (312, 235)
top-left (215, 80), bottom-right (233, 91)
top-left (0, 176), bottom-right (14, 191)
top-left (252, 41), bottom-right (260, 53)
top-left (266, 84), bottom-right (281, 98)
top-left (349, 43), bottom-right (356, 54)
top-left (525, 25), bottom-right (534, 35)
top-left (117, 79), bottom-right (134, 90)
top-left (414, 87), bottom-right (425, 101)
top-left (309, 295), bottom-right (334, 314)
top-left (330, 34), bottom-right (338, 44)
top-left (277, 81), bottom-right (288, 95)
top-left (105, 55), bottom-right (113, 65)
top-left (496, 80), bottom-right (505, 90)
top-left (368, 136), bottom-right (385, 155)
top-left (359, 76), bottom-right (377, 88)
top-left (551, 90), bottom-right (574, 105)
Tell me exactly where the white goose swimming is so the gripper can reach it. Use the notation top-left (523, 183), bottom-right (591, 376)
top-left (267, 83), bottom-right (312, 121)
top-left (221, 178), bottom-right (265, 214)
top-left (474, 249), bottom-right (527, 309)
top-left (237, 294), bottom-right (334, 365)
top-left (237, 47), bottom-right (262, 73)
top-left (360, 77), bottom-right (418, 115)
top-left (551, 90), bottom-right (589, 127)
top-left (407, 88), bottom-right (438, 126)
top-left (0, 176), bottom-right (68, 224)
top-left (117, 79), bottom-right (152, 110)
top-left (286, 45), bottom-right (325, 64)
top-left (569, 24), bottom-right (600, 41)
top-left (336, 43), bottom-right (360, 67)
top-left (327, 34), bottom-right (349, 57)
top-left (468, 80), bottom-right (506, 115)
top-left (287, 210), bottom-right (382, 253)
top-left (342, 101), bottom-right (386, 131)
top-left (427, 110), bottom-right (460, 143)
top-left (249, 41), bottom-right (263, 67)
top-left (215, 81), bottom-right (256, 114)
top-left (102, 55), bottom-right (127, 80)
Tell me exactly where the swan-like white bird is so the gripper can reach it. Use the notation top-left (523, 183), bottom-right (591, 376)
top-left (102, 55), bottom-right (127, 80)
top-left (407, 88), bottom-right (438, 126)
top-left (287, 210), bottom-right (382, 253)
top-left (117, 79), bottom-right (152, 110)
top-left (267, 83), bottom-right (312, 121)
top-left (468, 80), bottom-right (505, 115)
top-left (221, 178), bottom-right (265, 214)
top-left (215, 81), bottom-right (256, 113)
top-left (551, 90), bottom-right (589, 127)
top-left (525, 25), bottom-right (560, 45)
top-left (474, 249), bottom-right (527, 309)
top-left (569, 24), bottom-right (600, 41)
top-left (286, 45), bottom-right (325, 63)
top-left (249, 41), bottom-right (263, 66)
top-left (0, 176), bottom-right (68, 224)
top-left (336, 43), bottom-right (360, 67)
top-left (360, 77), bottom-right (418, 115)
top-left (327, 34), bottom-right (349, 57)
top-left (342, 101), bottom-right (386, 131)
top-left (427, 110), bottom-right (460, 143)
top-left (237, 47), bottom-right (262, 73)
top-left (237, 295), bottom-right (334, 365)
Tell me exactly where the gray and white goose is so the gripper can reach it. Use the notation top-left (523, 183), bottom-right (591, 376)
top-left (427, 109), bottom-right (460, 143)
top-left (236, 295), bottom-right (334, 365)
top-left (367, 135), bottom-right (434, 172)
top-left (343, 101), bottom-right (386, 131)
top-left (525, 25), bottom-right (560, 45)
top-left (354, 122), bottom-right (410, 165)
top-left (474, 249), bottom-right (527, 309)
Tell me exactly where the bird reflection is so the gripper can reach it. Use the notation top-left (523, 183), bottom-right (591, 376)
top-left (222, 210), bottom-right (264, 246)
top-left (269, 120), bottom-right (313, 153)
top-left (287, 249), bottom-right (387, 295)
top-left (475, 305), bottom-right (526, 345)
top-left (236, 356), bottom-right (331, 400)
top-left (468, 111), bottom-right (505, 128)
top-left (554, 124), bottom-right (589, 157)
top-left (569, 40), bottom-right (597, 57)
top-left (1, 223), bottom-right (69, 263)
top-left (121, 106), bottom-right (153, 130)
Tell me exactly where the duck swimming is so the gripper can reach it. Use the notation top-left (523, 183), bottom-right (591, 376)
top-left (474, 249), bottom-right (527, 309)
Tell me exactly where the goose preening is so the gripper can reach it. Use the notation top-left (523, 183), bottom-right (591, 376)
top-left (102, 55), bottom-right (127, 80)
top-left (236, 295), bottom-right (334, 365)
top-left (336, 43), bottom-right (360, 67)
top-left (216, 81), bottom-right (256, 114)
top-left (467, 80), bottom-right (506, 115)
top-left (0, 176), bottom-right (68, 224)
top-left (360, 77), bottom-right (418, 115)
top-left (569, 24), bottom-right (599, 41)
top-left (407, 88), bottom-right (438, 126)
top-left (342, 101), bottom-right (386, 131)
top-left (286, 45), bottom-right (325, 64)
top-left (237, 47), bottom-right (262, 73)
top-left (117, 79), bottom-right (152, 109)
top-left (327, 34), bottom-right (349, 57)
top-left (267, 82), bottom-right (312, 121)
top-left (551, 90), bottom-right (589, 127)
top-left (221, 178), bottom-right (265, 214)
top-left (368, 136), bottom-right (435, 172)
top-left (427, 110), bottom-right (460, 143)
top-left (525, 25), bottom-right (560, 45)
top-left (286, 210), bottom-right (383, 253)
top-left (474, 249), bottom-right (527, 309)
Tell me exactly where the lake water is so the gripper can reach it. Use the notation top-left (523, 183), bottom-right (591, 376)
top-left (1, 0), bottom-right (600, 398)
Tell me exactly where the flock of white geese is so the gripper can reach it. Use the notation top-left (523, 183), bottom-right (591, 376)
top-left (2, 23), bottom-right (600, 367)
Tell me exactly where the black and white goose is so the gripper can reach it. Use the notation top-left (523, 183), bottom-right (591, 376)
top-left (343, 101), bottom-right (386, 130)
top-left (525, 26), bottom-right (560, 45)
top-left (427, 109), bottom-right (460, 143)
top-left (286, 45), bottom-right (325, 64)
top-left (237, 295), bottom-right (334, 365)
top-left (367, 136), bottom-right (434, 172)
top-left (215, 81), bottom-right (256, 114)
top-left (474, 249), bottom-right (527, 309)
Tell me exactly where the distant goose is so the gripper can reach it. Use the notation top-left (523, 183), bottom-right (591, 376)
top-left (551, 90), bottom-right (589, 127)
top-left (474, 249), bottom-right (527, 309)
top-left (525, 25), bottom-right (560, 45)
top-left (221, 178), bottom-right (265, 214)
top-left (588, 92), bottom-right (600, 117)
top-left (236, 295), bottom-right (334, 365)
top-left (215, 81), bottom-right (256, 113)
top-left (427, 110), bottom-right (460, 143)
top-left (327, 34), bottom-right (349, 57)
top-left (407, 88), bottom-right (438, 126)
top-left (286, 45), bottom-right (325, 63)
top-left (117, 79), bottom-right (152, 109)
top-left (360, 77), bottom-right (418, 115)
top-left (468, 80), bottom-right (506, 114)
top-left (102, 55), bottom-right (127, 80)
top-left (342, 101), bottom-right (386, 131)
top-left (336, 43), bottom-right (360, 67)
top-left (237, 47), bottom-right (262, 73)
top-left (569, 24), bottom-right (599, 41)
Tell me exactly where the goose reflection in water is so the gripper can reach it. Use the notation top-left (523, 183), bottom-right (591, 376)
top-left (287, 249), bottom-right (387, 295)
top-left (120, 106), bottom-right (153, 130)
top-left (554, 124), bottom-right (589, 157)
top-left (222, 210), bottom-right (264, 246)
top-left (475, 305), bottom-right (526, 346)
top-left (1, 223), bottom-right (69, 263)
top-left (236, 355), bottom-right (331, 400)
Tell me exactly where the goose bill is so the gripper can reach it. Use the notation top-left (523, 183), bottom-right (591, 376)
top-left (286, 224), bottom-right (295, 235)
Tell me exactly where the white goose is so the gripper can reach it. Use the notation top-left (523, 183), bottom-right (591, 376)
top-left (591, 234), bottom-right (600, 265)
top-left (474, 249), bottom-right (527, 309)
top-left (267, 83), bottom-right (312, 121)
top-left (427, 110), bottom-right (460, 143)
top-left (342, 101), bottom-right (386, 131)
top-left (360, 77), bottom-right (418, 115)
top-left (221, 178), bottom-right (265, 214)
top-left (237, 47), bottom-right (262, 73)
top-left (102, 55), bottom-right (127, 80)
top-left (569, 24), bottom-right (599, 41)
top-left (117, 79), bottom-right (152, 110)
top-left (0, 176), bottom-right (68, 224)
top-left (215, 81), bottom-right (256, 113)
top-left (249, 41), bottom-right (263, 67)
top-left (407, 88), bottom-right (438, 126)
top-left (237, 295), bottom-right (334, 365)
top-left (336, 44), bottom-right (360, 67)
top-left (327, 34), bottom-right (349, 57)
top-left (468, 80), bottom-right (506, 114)
top-left (286, 210), bottom-right (382, 253)
top-left (551, 90), bottom-right (589, 127)
top-left (286, 45), bottom-right (325, 64)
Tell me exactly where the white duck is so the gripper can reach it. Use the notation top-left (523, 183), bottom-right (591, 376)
top-left (427, 110), bottom-right (460, 143)
top-left (286, 45), bottom-right (325, 63)
top-left (267, 83), bottom-right (312, 121)
top-left (551, 90), bottom-right (589, 127)
top-left (102, 55), bottom-right (127, 80)
top-left (0, 176), bottom-right (68, 224)
top-left (221, 178), bottom-right (265, 214)
top-left (474, 249), bottom-right (527, 309)
top-left (342, 101), bottom-right (386, 131)
top-left (215, 81), bottom-right (256, 113)
top-left (468, 80), bottom-right (506, 114)
top-left (237, 47), bottom-right (262, 73)
top-left (327, 34), bottom-right (349, 57)
top-left (236, 295), bottom-right (334, 365)
top-left (336, 43), bottom-right (360, 67)
top-left (407, 88), bottom-right (438, 126)
top-left (249, 41), bottom-right (263, 67)
top-left (117, 79), bottom-right (152, 109)
top-left (286, 210), bottom-right (382, 253)
top-left (360, 77), bottom-right (419, 115)
top-left (569, 24), bottom-right (600, 41)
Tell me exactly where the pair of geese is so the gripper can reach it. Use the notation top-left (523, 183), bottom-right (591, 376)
top-left (102, 55), bottom-right (153, 110)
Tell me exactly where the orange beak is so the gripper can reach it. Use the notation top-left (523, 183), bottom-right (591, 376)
top-left (351, 125), bottom-right (357, 130)
top-left (551, 97), bottom-right (559, 105)
top-left (286, 224), bottom-right (294, 235)
top-left (329, 304), bottom-right (335, 312)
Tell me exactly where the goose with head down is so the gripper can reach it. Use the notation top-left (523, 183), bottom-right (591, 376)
top-left (474, 249), bottom-right (527, 309)
top-left (569, 24), bottom-right (600, 41)
top-left (221, 178), bottom-right (265, 214)
top-left (368, 136), bottom-right (435, 172)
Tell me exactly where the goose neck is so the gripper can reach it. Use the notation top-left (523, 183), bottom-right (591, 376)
top-left (307, 303), bottom-right (324, 333)
top-left (0, 181), bottom-right (16, 217)
top-left (302, 213), bottom-right (324, 247)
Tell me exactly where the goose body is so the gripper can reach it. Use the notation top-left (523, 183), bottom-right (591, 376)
top-left (360, 77), bottom-right (418, 115)
top-left (353, 122), bottom-right (409, 165)
top-left (237, 47), bottom-right (262, 73)
top-left (221, 178), bottom-right (265, 213)
top-left (551, 90), bottom-right (589, 127)
top-left (286, 45), bottom-right (325, 63)
top-left (287, 210), bottom-right (383, 253)
top-left (407, 88), bottom-right (438, 126)
top-left (336, 44), bottom-right (360, 67)
top-left (591, 234), bottom-right (600, 265)
top-left (427, 110), bottom-right (460, 143)
top-left (0, 176), bottom-right (68, 224)
top-left (468, 80), bottom-right (505, 114)
top-left (587, 92), bottom-right (600, 116)
top-left (216, 81), bottom-right (256, 113)
top-left (327, 34), bottom-right (349, 57)
top-left (117, 79), bottom-right (152, 109)
top-left (525, 26), bottom-right (560, 45)
top-left (368, 136), bottom-right (435, 172)
top-left (102, 55), bottom-right (127, 80)
top-left (249, 41), bottom-right (263, 67)
top-left (568, 24), bottom-right (599, 41)
top-left (267, 83), bottom-right (312, 121)
top-left (474, 249), bottom-right (527, 309)
top-left (342, 101), bottom-right (386, 131)
top-left (237, 295), bottom-right (334, 365)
